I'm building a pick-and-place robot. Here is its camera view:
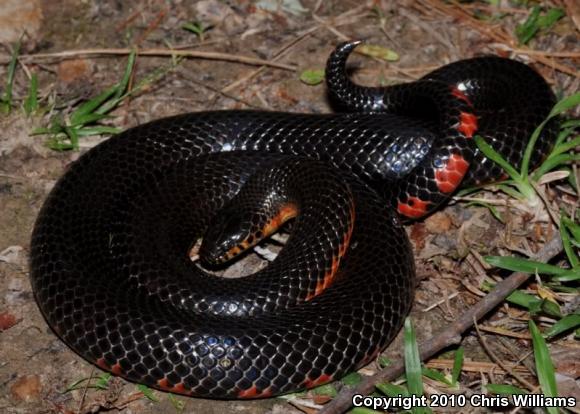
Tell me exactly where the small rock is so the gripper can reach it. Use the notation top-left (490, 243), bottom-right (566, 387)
top-left (57, 59), bottom-right (93, 84)
top-left (0, 312), bottom-right (18, 331)
top-left (424, 212), bottom-right (452, 234)
top-left (0, 245), bottom-right (23, 264)
top-left (10, 375), bottom-right (42, 402)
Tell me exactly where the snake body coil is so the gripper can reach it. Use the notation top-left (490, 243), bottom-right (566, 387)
top-left (30, 42), bottom-right (556, 398)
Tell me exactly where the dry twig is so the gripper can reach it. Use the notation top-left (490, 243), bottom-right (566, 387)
top-left (0, 48), bottom-right (297, 71)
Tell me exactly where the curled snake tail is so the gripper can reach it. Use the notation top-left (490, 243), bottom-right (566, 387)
top-left (325, 40), bottom-right (386, 112)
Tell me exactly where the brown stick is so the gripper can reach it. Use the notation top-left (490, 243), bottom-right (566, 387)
top-left (318, 235), bottom-right (563, 414)
top-left (0, 48), bottom-right (297, 71)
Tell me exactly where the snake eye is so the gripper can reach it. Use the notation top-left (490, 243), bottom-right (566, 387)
top-left (200, 212), bottom-right (253, 266)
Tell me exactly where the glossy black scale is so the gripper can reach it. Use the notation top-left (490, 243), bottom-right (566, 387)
top-left (30, 42), bottom-right (556, 398)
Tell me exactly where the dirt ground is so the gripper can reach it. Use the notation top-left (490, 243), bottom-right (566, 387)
top-left (0, 1), bottom-right (578, 413)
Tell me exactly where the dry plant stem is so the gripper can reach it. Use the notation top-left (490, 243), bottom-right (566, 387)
top-left (422, 0), bottom-right (578, 78)
top-left (76, 366), bottom-right (95, 414)
top-left (0, 48), bottom-right (297, 71)
top-left (495, 48), bottom-right (580, 59)
top-left (473, 321), bottom-right (536, 390)
top-left (318, 234), bottom-right (563, 414)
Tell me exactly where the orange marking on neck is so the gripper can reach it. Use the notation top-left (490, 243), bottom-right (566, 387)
top-left (238, 385), bottom-right (272, 399)
top-left (450, 86), bottom-right (472, 106)
top-left (397, 197), bottom-right (431, 219)
top-left (458, 112), bottom-right (478, 138)
top-left (434, 154), bottom-right (470, 193)
top-left (304, 374), bottom-right (332, 389)
top-left (261, 203), bottom-right (299, 239)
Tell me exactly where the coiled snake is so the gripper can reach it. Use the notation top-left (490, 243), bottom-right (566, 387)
top-left (30, 42), bottom-right (556, 398)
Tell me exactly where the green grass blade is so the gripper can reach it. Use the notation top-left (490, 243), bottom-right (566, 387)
top-left (47, 138), bottom-right (76, 151)
top-left (23, 73), bottom-right (38, 116)
top-left (465, 201), bottom-right (504, 223)
top-left (505, 291), bottom-right (562, 318)
top-left (1, 40), bottom-right (21, 113)
top-left (486, 383), bottom-right (527, 395)
top-left (65, 126), bottom-right (79, 149)
top-left (310, 383), bottom-right (337, 397)
top-left (136, 384), bottom-right (159, 401)
top-left (560, 220), bottom-right (579, 269)
top-left (64, 377), bottom-right (89, 392)
top-left (532, 153), bottom-right (580, 180)
top-left (31, 126), bottom-right (58, 135)
top-left (451, 347), bottom-right (464, 385)
top-left (505, 289), bottom-right (542, 310)
top-left (536, 8), bottom-right (565, 30)
top-left (474, 135), bottom-right (522, 180)
top-left (561, 119), bottom-right (580, 129)
top-left (351, 408), bottom-right (385, 414)
top-left (76, 126), bottom-right (121, 136)
top-left (548, 92), bottom-right (580, 118)
top-left (529, 321), bottom-right (558, 414)
top-left (377, 356), bottom-right (392, 367)
top-left (422, 367), bottom-right (452, 385)
top-left (545, 314), bottom-right (580, 338)
top-left (546, 284), bottom-right (578, 293)
top-left (522, 93), bottom-right (580, 178)
top-left (554, 126), bottom-right (574, 147)
top-left (94, 373), bottom-right (112, 390)
top-left (552, 134), bottom-right (580, 154)
top-left (541, 299), bottom-right (563, 319)
top-left (167, 394), bottom-right (185, 412)
top-left (552, 269), bottom-right (580, 282)
top-left (516, 6), bottom-right (541, 45)
top-left (70, 85), bottom-right (118, 125)
top-left (69, 112), bottom-right (109, 127)
top-left (97, 50), bottom-right (137, 115)
top-left (341, 372), bottom-right (363, 386)
top-left (485, 255), bottom-right (570, 275)
top-left (562, 216), bottom-right (580, 243)
top-left (496, 183), bottom-right (526, 200)
top-left (404, 318), bottom-right (429, 414)
top-left (121, 55), bottom-right (180, 102)
top-left (376, 382), bottom-right (408, 397)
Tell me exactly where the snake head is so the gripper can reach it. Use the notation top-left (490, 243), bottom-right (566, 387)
top-left (200, 201), bottom-right (299, 267)
top-left (200, 210), bottom-right (256, 266)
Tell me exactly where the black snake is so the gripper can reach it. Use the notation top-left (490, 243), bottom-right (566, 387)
top-left (30, 42), bottom-right (557, 398)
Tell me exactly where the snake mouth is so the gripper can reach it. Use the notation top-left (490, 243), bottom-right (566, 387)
top-left (199, 203), bottom-right (299, 267)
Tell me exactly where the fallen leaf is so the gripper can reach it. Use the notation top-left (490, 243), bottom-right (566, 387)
top-left (299, 69), bottom-right (325, 86)
top-left (57, 59), bottom-right (92, 84)
top-left (0, 312), bottom-right (18, 331)
top-left (10, 375), bottom-right (41, 402)
top-left (357, 44), bottom-right (399, 62)
top-left (425, 212), bottom-right (453, 234)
